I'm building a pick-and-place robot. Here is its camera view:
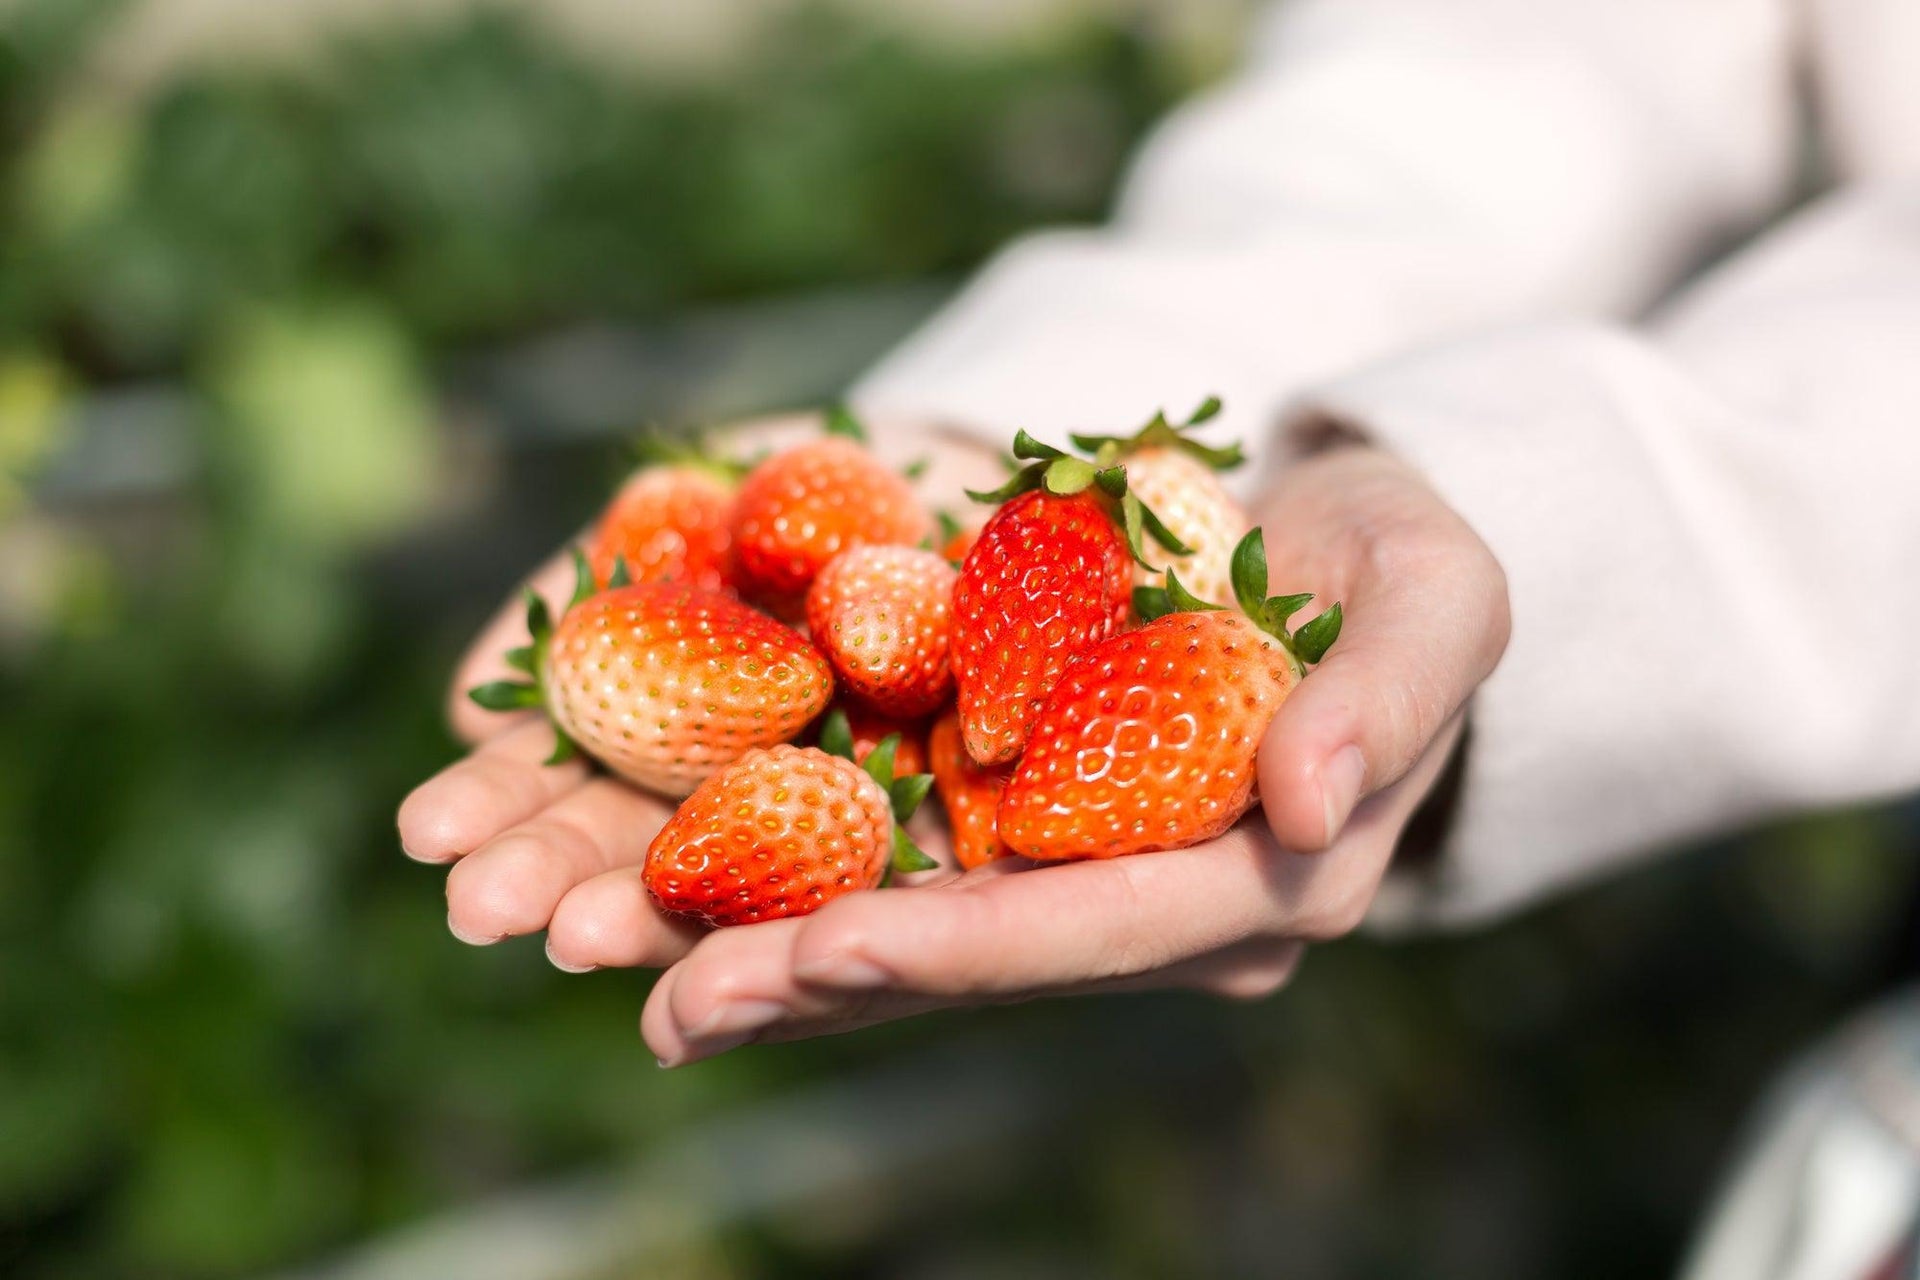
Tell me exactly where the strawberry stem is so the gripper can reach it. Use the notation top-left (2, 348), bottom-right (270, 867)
top-left (819, 710), bottom-right (936, 874)
top-left (965, 435), bottom-right (1194, 567)
top-left (1223, 527), bottom-right (1343, 677)
top-left (824, 404), bottom-right (868, 443)
top-left (464, 570), bottom-right (586, 765)
top-left (1066, 396), bottom-right (1243, 471)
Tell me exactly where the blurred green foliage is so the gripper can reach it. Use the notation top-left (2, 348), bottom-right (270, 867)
top-left (0, 2), bottom-right (1179, 1275)
top-left (1, 2), bottom-right (1915, 1278)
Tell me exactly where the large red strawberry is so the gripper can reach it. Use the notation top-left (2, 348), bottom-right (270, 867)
top-left (644, 713), bottom-right (936, 927)
top-left (586, 448), bottom-right (741, 594)
top-left (951, 432), bottom-right (1189, 765)
top-left (729, 409), bottom-right (932, 614)
top-left (469, 553), bottom-right (834, 797)
top-left (929, 709), bottom-right (1013, 871)
top-left (1069, 398), bottom-right (1249, 606)
top-left (997, 529), bottom-right (1342, 860)
top-left (806, 544), bottom-right (956, 718)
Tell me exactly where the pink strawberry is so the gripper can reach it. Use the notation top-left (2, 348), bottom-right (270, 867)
top-left (1068, 398), bottom-right (1249, 605)
top-left (997, 529), bottom-right (1341, 860)
top-left (469, 553), bottom-right (834, 797)
top-left (729, 409), bottom-right (932, 613)
top-left (644, 712), bottom-right (935, 928)
top-left (805, 544), bottom-right (956, 718)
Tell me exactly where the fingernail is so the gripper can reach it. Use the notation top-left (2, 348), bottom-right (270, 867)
top-left (1320, 745), bottom-right (1367, 845)
top-left (545, 938), bottom-right (597, 974)
top-left (402, 839), bottom-right (453, 865)
top-left (791, 953), bottom-right (891, 989)
top-left (448, 914), bottom-right (500, 946)
top-left (675, 1030), bottom-right (759, 1066)
top-left (686, 999), bottom-right (787, 1044)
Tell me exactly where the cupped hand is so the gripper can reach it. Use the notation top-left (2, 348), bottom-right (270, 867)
top-left (397, 434), bottom-right (1508, 1065)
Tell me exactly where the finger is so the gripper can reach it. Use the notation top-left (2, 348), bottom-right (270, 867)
top-left (447, 550), bottom-right (578, 744)
top-left (649, 827), bottom-right (1320, 1062)
top-left (1257, 500), bottom-right (1509, 851)
top-left (653, 725), bottom-right (1459, 1064)
top-left (444, 778), bottom-right (674, 945)
top-left (754, 937), bottom-right (1307, 1045)
top-left (546, 867), bottom-right (704, 972)
top-left (642, 920), bottom-right (807, 1065)
top-left (398, 718), bottom-right (592, 863)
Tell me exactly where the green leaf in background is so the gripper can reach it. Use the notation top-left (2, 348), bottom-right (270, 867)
top-left (212, 303), bottom-right (439, 554)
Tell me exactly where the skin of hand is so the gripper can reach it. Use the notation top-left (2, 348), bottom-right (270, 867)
top-left (397, 418), bottom-right (1510, 1067)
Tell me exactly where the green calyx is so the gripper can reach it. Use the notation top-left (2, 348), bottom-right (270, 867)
top-left (1133, 527), bottom-right (1343, 679)
top-left (818, 709), bottom-right (938, 876)
top-left (1067, 395), bottom-right (1243, 472)
top-left (630, 429), bottom-right (750, 484)
top-left (962, 429), bottom-right (1196, 569)
top-left (466, 545), bottom-right (634, 766)
top-left (823, 403), bottom-right (868, 443)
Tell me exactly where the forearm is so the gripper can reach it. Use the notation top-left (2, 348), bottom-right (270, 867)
top-left (1294, 183), bottom-right (1920, 925)
top-left (855, 0), bottom-right (1797, 459)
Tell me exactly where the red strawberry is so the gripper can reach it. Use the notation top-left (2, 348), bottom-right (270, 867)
top-left (951, 487), bottom-right (1131, 765)
top-left (729, 410), bottom-right (932, 613)
top-left (587, 455), bottom-right (739, 594)
top-left (950, 418), bottom-right (1202, 765)
top-left (837, 703), bottom-right (932, 778)
top-left (469, 553), bottom-right (834, 797)
top-left (806, 545), bottom-right (956, 718)
top-left (929, 709), bottom-right (1013, 870)
top-left (1068, 398), bottom-right (1249, 606)
top-left (997, 529), bottom-right (1342, 860)
top-left (644, 713), bottom-right (936, 927)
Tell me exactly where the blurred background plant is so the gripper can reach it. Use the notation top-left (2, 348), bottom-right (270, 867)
top-left (1, 1), bottom-right (1915, 1277)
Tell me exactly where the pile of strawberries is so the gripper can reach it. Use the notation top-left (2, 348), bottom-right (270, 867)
top-left (471, 402), bottom-right (1340, 929)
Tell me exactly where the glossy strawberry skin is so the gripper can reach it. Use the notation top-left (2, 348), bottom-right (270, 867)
top-left (929, 710), bottom-right (1013, 870)
top-left (806, 546), bottom-right (956, 718)
top-left (729, 438), bottom-right (931, 610)
top-left (1123, 448), bottom-right (1249, 607)
top-left (543, 584), bottom-right (834, 798)
top-left (951, 489), bottom-right (1133, 766)
top-left (838, 703), bottom-right (931, 778)
top-left (587, 464), bottom-right (736, 593)
top-left (644, 744), bottom-right (892, 928)
top-left (997, 612), bottom-right (1298, 860)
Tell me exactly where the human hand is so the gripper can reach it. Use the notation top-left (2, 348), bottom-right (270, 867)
top-left (395, 412), bottom-right (995, 956)
top-left (398, 436), bottom-right (1508, 1066)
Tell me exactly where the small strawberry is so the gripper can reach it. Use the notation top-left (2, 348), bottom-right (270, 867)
top-left (929, 709), bottom-right (1013, 870)
top-left (836, 702), bottom-right (931, 778)
top-left (644, 712), bottom-right (937, 927)
top-left (729, 408), bottom-right (932, 614)
top-left (586, 442), bottom-right (742, 593)
top-left (469, 551), bottom-right (834, 797)
top-left (935, 511), bottom-right (980, 566)
top-left (997, 529), bottom-right (1342, 860)
top-left (805, 544), bottom-right (956, 718)
top-left (952, 432), bottom-right (1190, 765)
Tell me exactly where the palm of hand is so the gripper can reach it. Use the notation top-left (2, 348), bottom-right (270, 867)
top-left (398, 438), bottom-right (1508, 1065)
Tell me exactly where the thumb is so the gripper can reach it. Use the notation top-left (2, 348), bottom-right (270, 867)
top-left (1257, 524), bottom-right (1509, 854)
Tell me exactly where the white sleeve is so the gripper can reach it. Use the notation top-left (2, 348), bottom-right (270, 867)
top-left (1294, 184), bottom-right (1920, 927)
top-left (852, 0), bottom-right (1797, 466)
